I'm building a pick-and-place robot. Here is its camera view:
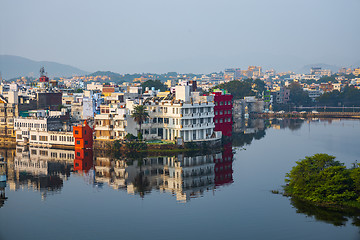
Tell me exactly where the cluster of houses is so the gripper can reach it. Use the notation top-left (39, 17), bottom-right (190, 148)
top-left (0, 70), bottom-right (233, 149)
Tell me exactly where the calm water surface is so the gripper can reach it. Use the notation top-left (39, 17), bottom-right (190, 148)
top-left (1, 119), bottom-right (360, 240)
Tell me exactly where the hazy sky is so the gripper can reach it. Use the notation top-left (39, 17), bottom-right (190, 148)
top-left (1, 0), bottom-right (359, 73)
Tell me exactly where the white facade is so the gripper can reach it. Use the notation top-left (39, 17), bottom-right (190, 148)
top-left (14, 117), bottom-right (73, 147)
top-left (128, 90), bottom-right (221, 142)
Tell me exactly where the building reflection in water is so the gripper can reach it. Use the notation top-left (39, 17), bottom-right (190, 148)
top-left (9, 146), bottom-right (73, 200)
top-left (92, 143), bottom-right (233, 203)
top-left (1, 155), bottom-right (7, 208)
top-left (2, 143), bottom-right (234, 203)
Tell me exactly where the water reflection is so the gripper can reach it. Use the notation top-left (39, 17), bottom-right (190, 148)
top-left (92, 143), bottom-right (233, 202)
top-left (10, 146), bottom-right (73, 200)
top-left (2, 143), bottom-right (234, 203)
top-left (0, 158), bottom-right (7, 209)
top-left (290, 197), bottom-right (360, 227)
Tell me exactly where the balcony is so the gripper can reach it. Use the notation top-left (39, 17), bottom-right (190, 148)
top-left (181, 122), bottom-right (215, 129)
top-left (94, 125), bottom-right (113, 130)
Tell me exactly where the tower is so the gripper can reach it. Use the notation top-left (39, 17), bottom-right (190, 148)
top-left (38, 67), bottom-right (49, 88)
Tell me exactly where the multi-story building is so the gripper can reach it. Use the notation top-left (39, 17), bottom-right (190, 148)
top-left (274, 87), bottom-right (290, 104)
top-left (211, 89), bottom-right (233, 137)
top-left (130, 86), bottom-right (220, 142)
top-left (94, 85), bottom-right (221, 143)
top-left (310, 67), bottom-right (332, 76)
top-left (14, 115), bottom-right (74, 148)
top-left (0, 94), bottom-right (18, 141)
top-left (94, 106), bottom-right (127, 141)
top-left (73, 121), bottom-right (93, 149)
top-left (319, 83), bottom-right (333, 92)
top-left (353, 68), bottom-right (360, 76)
top-left (36, 92), bottom-right (62, 110)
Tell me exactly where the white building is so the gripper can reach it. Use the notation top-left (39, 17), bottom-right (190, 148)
top-left (14, 116), bottom-right (74, 147)
top-left (127, 86), bottom-right (221, 142)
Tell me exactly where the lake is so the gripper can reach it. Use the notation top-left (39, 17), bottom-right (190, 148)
top-left (1, 118), bottom-right (360, 240)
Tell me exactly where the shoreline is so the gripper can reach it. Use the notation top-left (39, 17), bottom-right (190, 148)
top-left (253, 111), bottom-right (360, 119)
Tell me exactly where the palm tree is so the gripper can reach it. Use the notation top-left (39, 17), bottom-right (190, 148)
top-left (131, 105), bottom-right (149, 140)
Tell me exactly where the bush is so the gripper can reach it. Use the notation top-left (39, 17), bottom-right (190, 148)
top-left (125, 133), bottom-right (137, 140)
top-left (284, 153), bottom-right (360, 207)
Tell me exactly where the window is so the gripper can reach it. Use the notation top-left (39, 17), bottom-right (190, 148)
top-left (31, 135), bottom-right (36, 140)
top-left (77, 140), bottom-right (80, 145)
top-left (75, 130), bottom-right (79, 134)
top-left (85, 141), bottom-right (88, 145)
top-left (40, 150), bottom-right (48, 156)
top-left (220, 119), bottom-right (223, 123)
top-left (77, 152), bottom-right (80, 156)
top-left (164, 118), bottom-right (169, 124)
top-left (17, 134), bottom-right (22, 139)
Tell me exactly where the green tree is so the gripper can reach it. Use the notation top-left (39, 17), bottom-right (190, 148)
top-left (288, 82), bottom-right (312, 106)
top-left (253, 79), bottom-right (266, 96)
top-left (284, 154), bottom-right (358, 205)
top-left (141, 80), bottom-right (168, 92)
top-left (216, 80), bottom-right (255, 99)
top-left (75, 88), bottom-right (84, 93)
top-left (318, 76), bottom-right (337, 83)
top-left (317, 86), bottom-right (360, 107)
top-left (131, 105), bottom-right (149, 140)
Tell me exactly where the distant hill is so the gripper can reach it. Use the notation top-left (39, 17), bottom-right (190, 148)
top-left (0, 55), bottom-right (89, 80)
top-left (297, 63), bottom-right (340, 74)
top-left (88, 71), bottom-right (142, 83)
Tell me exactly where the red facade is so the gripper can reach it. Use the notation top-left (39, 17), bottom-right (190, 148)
top-left (39, 76), bottom-right (49, 82)
top-left (212, 91), bottom-right (233, 137)
top-left (73, 121), bottom-right (93, 149)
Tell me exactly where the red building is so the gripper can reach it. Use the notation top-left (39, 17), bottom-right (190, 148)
top-left (39, 75), bottom-right (49, 83)
top-left (73, 120), bottom-right (93, 149)
top-left (211, 89), bottom-right (233, 137)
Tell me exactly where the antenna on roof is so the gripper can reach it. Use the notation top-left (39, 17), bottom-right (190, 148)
top-left (40, 67), bottom-right (45, 77)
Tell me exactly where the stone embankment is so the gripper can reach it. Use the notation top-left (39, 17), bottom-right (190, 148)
top-left (254, 111), bottom-right (360, 119)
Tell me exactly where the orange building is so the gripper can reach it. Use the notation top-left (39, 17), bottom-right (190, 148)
top-left (73, 121), bottom-right (93, 149)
